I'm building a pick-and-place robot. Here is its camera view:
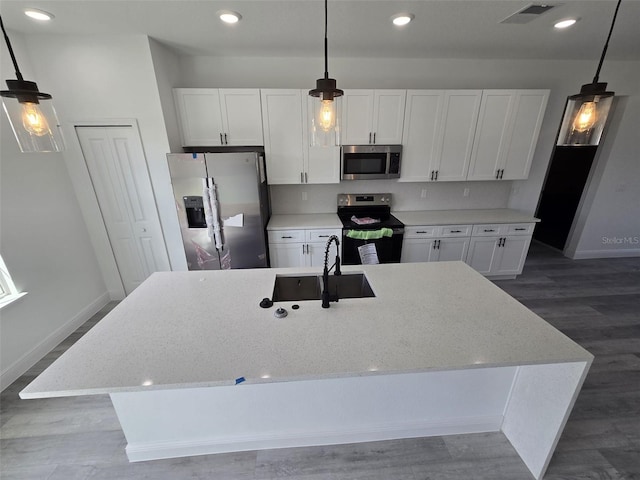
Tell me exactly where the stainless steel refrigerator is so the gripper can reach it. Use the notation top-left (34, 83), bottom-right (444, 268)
top-left (167, 152), bottom-right (270, 270)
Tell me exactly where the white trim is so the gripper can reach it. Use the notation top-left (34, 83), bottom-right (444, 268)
top-left (0, 292), bottom-right (28, 310)
top-left (124, 415), bottom-right (503, 462)
top-left (0, 292), bottom-right (110, 391)
top-left (570, 248), bottom-right (640, 260)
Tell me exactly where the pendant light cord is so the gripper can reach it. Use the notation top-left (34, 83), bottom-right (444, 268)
top-left (323, 0), bottom-right (329, 79)
top-left (593, 0), bottom-right (622, 84)
top-left (0, 15), bottom-right (24, 81)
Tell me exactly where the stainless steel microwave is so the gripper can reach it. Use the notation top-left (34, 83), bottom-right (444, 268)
top-left (341, 145), bottom-right (402, 180)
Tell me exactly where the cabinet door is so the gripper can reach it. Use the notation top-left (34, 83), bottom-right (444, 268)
top-left (494, 236), bottom-right (532, 276)
top-left (307, 242), bottom-right (328, 267)
top-left (173, 88), bottom-right (224, 146)
top-left (435, 91), bottom-right (482, 181)
top-left (372, 90), bottom-right (406, 144)
top-left (401, 238), bottom-right (430, 263)
top-left (435, 238), bottom-right (470, 262)
top-left (269, 243), bottom-right (306, 268)
top-left (261, 89), bottom-right (304, 184)
top-left (500, 90), bottom-right (549, 180)
top-left (400, 90), bottom-right (444, 182)
top-left (307, 146), bottom-right (340, 184)
top-left (219, 89), bottom-right (264, 145)
top-left (466, 237), bottom-right (500, 275)
top-left (341, 90), bottom-right (374, 145)
top-left (467, 90), bottom-right (516, 181)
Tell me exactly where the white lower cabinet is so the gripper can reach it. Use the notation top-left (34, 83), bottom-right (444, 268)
top-left (402, 222), bottom-right (534, 277)
top-left (401, 226), bottom-right (471, 263)
top-left (268, 229), bottom-right (341, 268)
top-left (467, 223), bottom-right (534, 277)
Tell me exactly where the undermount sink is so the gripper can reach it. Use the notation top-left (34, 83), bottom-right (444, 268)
top-left (271, 273), bottom-right (375, 302)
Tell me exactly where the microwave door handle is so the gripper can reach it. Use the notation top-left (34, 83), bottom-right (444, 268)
top-left (386, 152), bottom-right (391, 176)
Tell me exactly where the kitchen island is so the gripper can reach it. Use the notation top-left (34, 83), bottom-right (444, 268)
top-left (20, 262), bottom-right (592, 479)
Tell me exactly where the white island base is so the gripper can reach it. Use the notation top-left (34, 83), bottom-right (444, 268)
top-left (112, 361), bottom-right (588, 480)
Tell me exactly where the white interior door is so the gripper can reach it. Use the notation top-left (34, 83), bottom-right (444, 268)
top-left (76, 126), bottom-right (170, 295)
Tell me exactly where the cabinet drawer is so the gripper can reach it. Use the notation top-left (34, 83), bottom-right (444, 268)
top-left (405, 226), bottom-right (438, 238)
top-left (267, 230), bottom-right (305, 244)
top-left (505, 223), bottom-right (535, 236)
top-left (307, 229), bottom-right (342, 242)
top-left (439, 225), bottom-right (472, 237)
top-left (472, 224), bottom-right (504, 236)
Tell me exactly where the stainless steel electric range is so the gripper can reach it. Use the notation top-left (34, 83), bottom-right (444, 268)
top-left (337, 193), bottom-right (405, 265)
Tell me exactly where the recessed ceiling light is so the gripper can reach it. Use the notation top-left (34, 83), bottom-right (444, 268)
top-left (391, 13), bottom-right (415, 26)
top-left (554, 18), bottom-right (578, 29)
top-left (217, 10), bottom-right (242, 24)
top-left (24, 8), bottom-right (54, 21)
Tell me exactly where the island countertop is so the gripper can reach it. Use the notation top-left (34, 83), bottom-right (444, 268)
top-left (21, 262), bottom-right (591, 399)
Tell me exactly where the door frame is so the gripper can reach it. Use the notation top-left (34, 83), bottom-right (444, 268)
top-left (64, 119), bottom-right (160, 299)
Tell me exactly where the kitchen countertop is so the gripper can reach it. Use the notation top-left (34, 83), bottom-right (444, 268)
top-left (267, 214), bottom-right (342, 230)
top-left (392, 209), bottom-right (540, 226)
top-left (21, 262), bottom-right (591, 399)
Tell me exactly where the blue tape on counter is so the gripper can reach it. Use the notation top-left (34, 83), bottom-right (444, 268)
top-left (235, 377), bottom-right (245, 385)
top-left (192, 153), bottom-right (197, 159)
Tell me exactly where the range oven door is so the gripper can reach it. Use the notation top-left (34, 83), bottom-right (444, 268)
top-left (341, 228), bottom-right (404, 265)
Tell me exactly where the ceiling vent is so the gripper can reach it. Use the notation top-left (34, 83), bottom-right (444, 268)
top-left (501, 4), bottom-right (556, 24)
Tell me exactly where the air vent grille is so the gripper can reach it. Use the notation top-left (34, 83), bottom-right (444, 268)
top-left (501, 4), bottom-right (556, 24)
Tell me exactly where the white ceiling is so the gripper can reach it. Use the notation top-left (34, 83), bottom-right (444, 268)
top-left (0, 0), bottom-right (638, 61)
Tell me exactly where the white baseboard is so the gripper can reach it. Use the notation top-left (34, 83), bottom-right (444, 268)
top-left (125, 415), bottom-right (503, 462)
top-left (0, 292), bottom-right (111, 391)
top-left (571, 248), bottom-right (640, 260)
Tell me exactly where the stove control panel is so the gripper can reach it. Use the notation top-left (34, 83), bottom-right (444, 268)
top-left (337, 193), bottom-right (392, 207)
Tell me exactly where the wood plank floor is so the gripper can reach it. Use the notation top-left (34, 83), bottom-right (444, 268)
top-left (1, 241), bottom-right (639, 479)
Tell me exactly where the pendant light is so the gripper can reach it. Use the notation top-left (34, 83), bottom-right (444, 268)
top-left (0, 15), bottom-right (64, 152)
top-left (309, 0), bottom-right (342, 146)
top-left (557, 0), bottom-right (622, 146)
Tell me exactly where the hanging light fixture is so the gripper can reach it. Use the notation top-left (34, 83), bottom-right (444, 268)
top-left (0, 15), bottom-right (64, 152)
top-left (557, 0), bottom-right (622, 146)
top-left (309, 0), bottom-right (342, 146)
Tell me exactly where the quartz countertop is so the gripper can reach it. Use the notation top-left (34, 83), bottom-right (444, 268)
top-left (21, 262), bottom-right (591, 399)
top-left (267, 214), bottom-right (342, 230)
top-left (392, 209), bottom-right (539, 226)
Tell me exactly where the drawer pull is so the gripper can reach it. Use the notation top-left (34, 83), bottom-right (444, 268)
top-left (416, 231), bottom-right (427, 234)
top-left (450, 230), bottom-right (461, 233)
top-left (318, 235), bottom-right (331, 238)
top-left (281, 236), bottom-right (293, 239)
top-left (515, 228), bottom-right (527, 231)
top-left (484, 229), bottom-right (495, 232)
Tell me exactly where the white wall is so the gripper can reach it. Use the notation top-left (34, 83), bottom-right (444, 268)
top-left (0, 31), bottom-right (108, 390)
top-left (22, 34), bottom-right (187, 272)
top-left (178, 55), bottom-right (640, 256)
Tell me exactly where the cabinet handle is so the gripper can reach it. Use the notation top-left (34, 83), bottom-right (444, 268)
top-left (220, 133), bottom-right (223, 144)
top-left (495, 170), bottom-right (500, 179)
top-left (373, 132), bottom-right (376, 144)
top-left (484, 229), bottom-right (495, 232)
top-left (435, 170), bottom-right (439, 180)
top-left (450, 230), bottom-right (461, 233)
top-left (430, 171), bottom-right (434, 181)
top-left (515, 228), bottom-right (527, 231)
top-left (224, 133), bottom-right (228, 145)
top-left (281, 236), bottom-right (293, 239)
top-left (416, 231), bottom-right (427, 234)
top-left (318, 235), bottom-right (331, 238)
top-left (300, 172), bottom-right (304, 183)
top-left (304, 172), bottom-right (308, 183)
top-left (437, 239), bottom-right (441, 249)
top-left (432, 241), bottom-right (437, 250)
top-left (499, 238), bottom-right (506, 247)
top-left (499, 169), bottom-right (504, 179)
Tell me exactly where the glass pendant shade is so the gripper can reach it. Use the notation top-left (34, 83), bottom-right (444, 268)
top-left (557, 83), bottom-right (614, 146)
top-left (310, 95), bottom-right (340, 147)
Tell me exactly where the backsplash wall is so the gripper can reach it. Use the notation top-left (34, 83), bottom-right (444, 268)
top-left (270, 181), bottom-right (512, 214)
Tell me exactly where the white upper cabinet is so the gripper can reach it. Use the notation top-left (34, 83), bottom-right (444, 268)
top-left (261, 89), bottom-right (339, 185)
top-left (467, 90), bottom-right (549, 181)
top-left (400, 90), bottom-right (481, 182)
top-left (341, 90), bottom-right (406, 145)
top-left (174, 88), bottom-right (263, 147)
top-left (261, 89), bottom-right (305, 184)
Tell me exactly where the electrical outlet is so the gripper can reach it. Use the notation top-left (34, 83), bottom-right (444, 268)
top-left (463, 188), bottom-right (470, 197)
top-left (421, 188), bottom-right (427, 198)
top-left (302, 191), bottom-right (308, 201)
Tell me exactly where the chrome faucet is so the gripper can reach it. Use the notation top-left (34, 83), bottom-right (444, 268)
top-left (322, 235), bottom-right (342, 308)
